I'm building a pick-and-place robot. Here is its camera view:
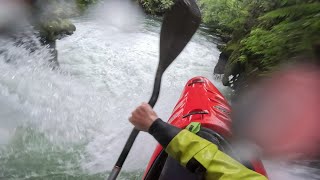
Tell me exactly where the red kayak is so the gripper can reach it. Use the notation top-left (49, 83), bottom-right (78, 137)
top-left (143, 76), bottom-right (268, 179)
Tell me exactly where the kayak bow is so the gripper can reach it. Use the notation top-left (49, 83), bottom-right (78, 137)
top-left (143, 76), bottom-right (268, 179)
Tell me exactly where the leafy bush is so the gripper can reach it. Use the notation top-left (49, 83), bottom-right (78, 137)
top-left (139, 0), bottom-right (174, 15)
top-left (198, 0), bottom-right (320, 88)
top-left (199, 0), bottom-right (246, 31)
top-left (241, 2), bottom-right (320, 68)
top-left (76, 0), bottom-right (99, 12)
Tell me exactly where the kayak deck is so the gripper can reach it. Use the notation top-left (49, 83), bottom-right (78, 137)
top-left (143, 77), bottom-right (267, 179)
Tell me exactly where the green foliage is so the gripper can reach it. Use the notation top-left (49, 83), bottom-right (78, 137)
top-left (139, 0), bottom-right (174, 15)
top-left (261, 3), bottom-right (320, 20)
top-left (76, 0), bottom-right (99, 12)
top-left (199, 0), bottom-right (320, 88)
top-left (242, 3), bottom-right (320, 68)
top-left (199, 0), bottom-right (247, 31)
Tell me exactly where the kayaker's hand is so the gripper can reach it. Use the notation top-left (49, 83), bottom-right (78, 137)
top-left (129, 102), bottom-right (158, 132)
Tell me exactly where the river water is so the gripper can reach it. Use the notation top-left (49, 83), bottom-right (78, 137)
top-left (0, 6), bottom-right (318, 180)
top-left (0, 12), bottom-right (226, 179)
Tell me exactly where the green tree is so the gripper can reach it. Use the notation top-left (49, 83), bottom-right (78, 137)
top-left (76, 0), bottom-right (99, 12)
top-left (198, 0), bottom-right (320, 89)
top-left (139, 0), bottom-right (174, 15)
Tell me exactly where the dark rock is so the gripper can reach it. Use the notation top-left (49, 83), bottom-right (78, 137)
top-left (222, 62), bottom-right (240, 87)
top-left (214, 52), bottom-right (228, 74)
top-left (217, 44), bottom-right (225, 51)
top-left (222, 49), bottom-right (243, 87)
top-left (219, 35), bottom-right (232, 43)
top-left (313, 42), bottom-right (320, 65)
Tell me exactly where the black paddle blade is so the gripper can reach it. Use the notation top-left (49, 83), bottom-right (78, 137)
top-left (107, 1), bottom-right (201, 180)
top-left (159, 0), bottom-right (201, 72)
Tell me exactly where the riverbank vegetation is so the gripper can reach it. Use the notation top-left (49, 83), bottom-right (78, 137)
top-left (139, 0), bottom-right (174, 15)
top-left (139, 0), bottom-right (320, 90)
top-left (199, 0), bottom-right (320, 90)
top-left (76, 0), bottom-right (100, 12)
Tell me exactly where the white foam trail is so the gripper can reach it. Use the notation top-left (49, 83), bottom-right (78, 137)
top-left (56, 16), bottom-right (225, 172)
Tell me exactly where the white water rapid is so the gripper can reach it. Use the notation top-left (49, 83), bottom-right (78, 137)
top-left (0, 13), bottom-right (226, 178)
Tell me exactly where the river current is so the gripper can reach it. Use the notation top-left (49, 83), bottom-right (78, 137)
top-left (0, 4), bottom-right (318, 180)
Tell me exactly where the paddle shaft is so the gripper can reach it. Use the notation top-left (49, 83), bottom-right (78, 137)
top-left (107, 1), bottom-right (201, 178)
top-left (107, 70), bottom-right (163, 180)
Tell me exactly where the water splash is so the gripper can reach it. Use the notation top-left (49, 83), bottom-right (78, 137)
top-left (0, 11), bottom-right (225, 179)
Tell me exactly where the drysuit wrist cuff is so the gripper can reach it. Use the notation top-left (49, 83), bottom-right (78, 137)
top-left (148, 118), bottom-right (181, 148)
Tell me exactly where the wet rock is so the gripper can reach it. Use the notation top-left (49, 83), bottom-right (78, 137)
top-left (313, 42), bottom-right (320, 65)
top-left (214, 51), bottom-right (228, 74)
top-left (27, 0), bottom-right (77, 67)
top-left (1, 0), bottom-right (77, 67)
top-left (37, 19), bottom-right (76, 42)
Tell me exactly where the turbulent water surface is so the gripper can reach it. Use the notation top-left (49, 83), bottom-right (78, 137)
top-left (0, 14), bottom-right (225, 179)
top-left (0, 10), bottom-right (318, 180)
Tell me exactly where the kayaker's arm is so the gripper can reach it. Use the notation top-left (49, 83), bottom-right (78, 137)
top-left (165, 129), bottom-right (268, 180)
top-left (148, 118), bottom-right (181, 147)
top-left (129, 103), bottom-right (267, 180)
top-left (129, 102), bottom-right (181, 147)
